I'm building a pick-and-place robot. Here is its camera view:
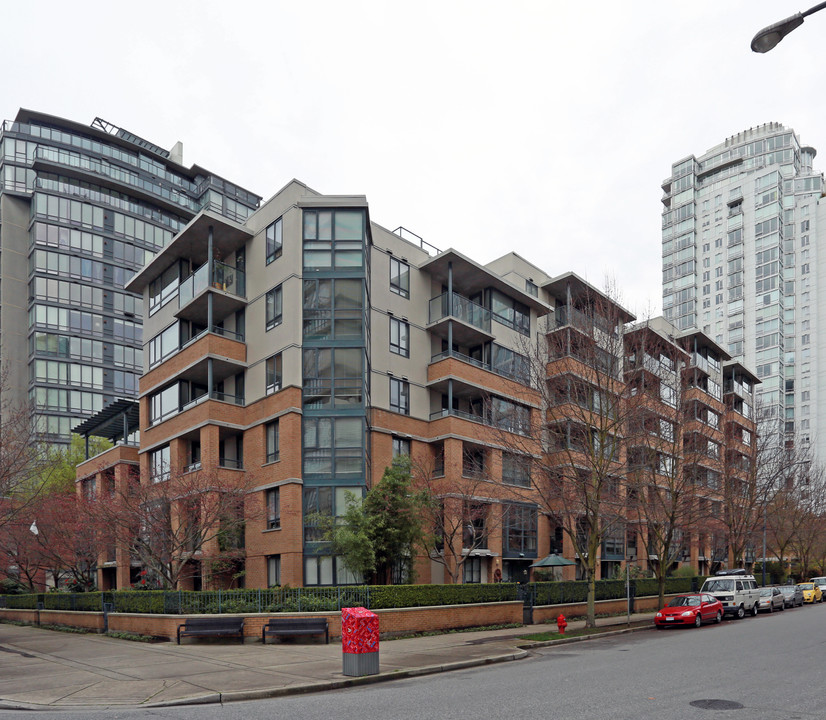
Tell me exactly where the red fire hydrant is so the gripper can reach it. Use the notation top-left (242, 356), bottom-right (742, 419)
top-left (556, 613), bottom-right (568, 634)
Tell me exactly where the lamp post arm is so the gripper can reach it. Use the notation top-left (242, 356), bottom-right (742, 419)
top-left (751, 1), bottom-right (826, 53)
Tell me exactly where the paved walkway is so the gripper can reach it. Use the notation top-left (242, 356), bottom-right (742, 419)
top-left (0, 612), bottom-right (656, 710)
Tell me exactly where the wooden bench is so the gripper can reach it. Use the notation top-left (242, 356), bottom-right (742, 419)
top-left (262, 617), bottom-right (329, 645)
top-left (177, 616), bottom-right (245, 645)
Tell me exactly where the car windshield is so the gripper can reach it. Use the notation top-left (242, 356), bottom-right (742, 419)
top-left (812, 578), bottom-right (826, 584)
top-left (800, 583), bottom-right (814, 589)
top-left (703, 579), bottom-right (733, 592)
top-left (759, 588), bottom-right (773, 596)
top-left (778, 587), bottom-right (794, 594)
top-left (667, 596), bottom-right (700, 607)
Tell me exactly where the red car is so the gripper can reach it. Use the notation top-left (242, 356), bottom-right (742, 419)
top-left (654, 593), bottom-right (723, 628)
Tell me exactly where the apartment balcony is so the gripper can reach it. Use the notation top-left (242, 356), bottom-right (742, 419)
top-left (428, 350), bottom-right (534, 398)
top-left (140, 330), bottom-right (246, 395)
top-left (427, 292), bottom-right (493, 345)
top-left (176, 261), bottom-right (246, 324)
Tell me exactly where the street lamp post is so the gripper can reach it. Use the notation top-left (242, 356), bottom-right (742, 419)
top-left (762, 503), bottom-right (767, 587)
top-left (751, 1), bottom-right (826, 52)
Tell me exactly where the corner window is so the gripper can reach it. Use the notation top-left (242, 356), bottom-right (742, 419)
top-left (266, 285), bottom-right (283, 330)
top-left (389, 257), bottom-right (410, 298)
top-left (266, 353), bottom-right (282, 395)
top-left (266, 420), bottom-right (279, 463)
top-left (266, 487), bottom-right (280, 529)
top-left (389, 377), bottom-right (410, 415)
top-left (390, 317), bottom-right (409, 357)
top-left (266, 217), bottom-right (283, 264)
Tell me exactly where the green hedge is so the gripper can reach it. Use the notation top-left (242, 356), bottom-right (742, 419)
top-left (367, 583), bottom-right (519, 609)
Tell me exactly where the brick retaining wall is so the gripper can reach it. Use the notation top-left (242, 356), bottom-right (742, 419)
top-left (1, 596), bottom-right (662, 641)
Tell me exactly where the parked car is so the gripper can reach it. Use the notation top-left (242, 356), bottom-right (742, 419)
top-left (654, 594), bottom-right (723, 628)
top-left (700, 571), bottom-right (760, 618)
top-left (799, 582), bottom-right (823, 603)
top-left (756, 587), bottom-right (785, 612)
top-left (810, 576), bottom-right (826, 597)
top-left (778, 585), bottom-right (804, 608)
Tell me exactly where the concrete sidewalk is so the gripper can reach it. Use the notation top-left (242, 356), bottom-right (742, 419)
top-left (0, 612), bottom-right (656, 710)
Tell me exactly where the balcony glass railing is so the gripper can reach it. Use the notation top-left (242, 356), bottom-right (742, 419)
top-left (428, 292), bottom-right (491, 332)
top-left (179, 260), bottom-right (246, 307)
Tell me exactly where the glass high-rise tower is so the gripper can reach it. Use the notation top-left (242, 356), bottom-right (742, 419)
top-left (0, 109), bottom-right (260, 444)
top-left (662, 122), bottom-right (824, 456)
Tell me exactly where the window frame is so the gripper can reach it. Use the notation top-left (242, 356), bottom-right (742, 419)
top-left (266, 487), bottom-right (280, 529)
top-left (389, 256), bottom-right (410, 298)
top-left (266, 285), bottom-right (283, 331)
top-left (265, 420), bottom-right (280, 464)
top-left (389, 316), bottom-right (410, 357)
top-left (266, 217), bottom-right (283, 264)
top-left (389, 377), bottom-right (410, 415)
top-left (266, 353), bottom-right (282, 395)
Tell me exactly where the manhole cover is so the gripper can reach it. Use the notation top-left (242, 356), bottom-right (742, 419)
top-left (690, 699), bottom-right (745, 710)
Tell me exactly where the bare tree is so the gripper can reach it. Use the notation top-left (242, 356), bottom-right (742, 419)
top-left (790, 462), bottom-right (826, 579)
top-left (623, 322), bottom-right (700, 607)
top-left (497, 276), bottom-right (634, 628)
top-left (412, 448), bottom-right (517, 585)
top-left (92, 465), bottom-right (254, 590)
top-left (0, 365), bottom-right (55, 529)
top-left (720, 420), bottom-right (795, 570)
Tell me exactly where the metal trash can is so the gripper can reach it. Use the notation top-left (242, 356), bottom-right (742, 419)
top-left (341, 606), bottom-right (379, 676)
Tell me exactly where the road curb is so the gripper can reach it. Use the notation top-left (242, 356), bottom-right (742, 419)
top-left (143, 650), bottom-right (531, 708)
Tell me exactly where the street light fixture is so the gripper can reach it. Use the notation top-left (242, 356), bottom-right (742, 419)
top-left (751, 1), bottom-right (826, 52)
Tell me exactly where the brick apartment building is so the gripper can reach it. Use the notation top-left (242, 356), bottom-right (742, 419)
top-left (75, 178), bottom-right (759, 590)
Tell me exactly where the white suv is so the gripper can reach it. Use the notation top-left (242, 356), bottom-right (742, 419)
top-left (700, 570), bottom-right (761, 619)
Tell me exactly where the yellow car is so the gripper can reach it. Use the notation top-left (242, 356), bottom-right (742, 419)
top-left (798, 582), bottom-right (823, 603)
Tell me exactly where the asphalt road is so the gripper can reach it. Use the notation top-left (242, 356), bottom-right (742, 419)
top-left (2, 603), bottom-right (824, 720)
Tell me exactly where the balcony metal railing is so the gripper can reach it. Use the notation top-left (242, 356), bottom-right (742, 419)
top-left (428, 292), bottom-right (491, 332)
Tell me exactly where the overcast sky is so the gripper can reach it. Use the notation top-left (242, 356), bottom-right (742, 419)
top-left (3, 0), bottom-right (824, 317)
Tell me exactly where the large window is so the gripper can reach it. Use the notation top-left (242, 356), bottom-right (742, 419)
top-left (266, 354), bottom-right (282, 395)
top-left (503, 503), bottom-right (537, 555)
top-left (147, 381), bottom-right (174, 421)
top-left (148, 262), bottom-right (179, 315)
top-left (303, 278), bottom-right (363, 340)
top-left (266, 420), bottom-right (279, 463)
top-left (266, 217), bottom-right (283, 264)
top-left (490, 290), bottom-right (530, 335)
top-left (266, 488), bottom-right (280, 529)
top-left (502, 452), bottom-right (531, 487)
top-left (390, 257), bottom-right (410, 298)
top-left (303, 209), bottom-right (365, 269)
top-left (148, 322), bottom-right (180, 368)
top-left (302, 347), bottom-right (363, 409)
top-left (266, 285), bottom-right (283, 330)
top-left (389, 317), bottom-right (409, 357)
top-left (389, 377), bottom-right (410, 415)
top-left (303, 417), bottom-right (364, 478)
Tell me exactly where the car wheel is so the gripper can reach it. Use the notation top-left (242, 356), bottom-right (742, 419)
top-left (768, 601), bottom-right (773, 613)
top-left (780, 600), bottom-right (785, 611)
top-left (751, 603), bottom-right (758, 617)
top-left (715, 611), bottom-right (722, 624)
top-left (736, 605), bottom-right (745, 619)
top-left (694, 614), bottom-right (702, 628)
